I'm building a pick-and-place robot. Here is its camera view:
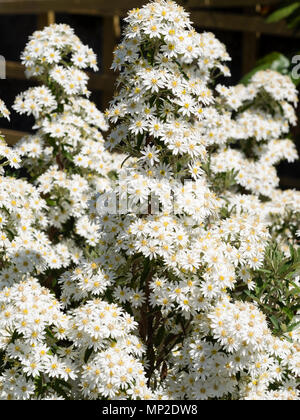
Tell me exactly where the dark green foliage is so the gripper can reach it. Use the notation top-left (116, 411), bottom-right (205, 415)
top-left (244, 244), bottom-right (300, 337)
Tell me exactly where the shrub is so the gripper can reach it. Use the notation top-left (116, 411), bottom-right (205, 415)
top-left (0, 0), bottom-right (299, 400)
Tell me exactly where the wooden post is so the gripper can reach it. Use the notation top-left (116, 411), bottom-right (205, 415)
top-left (37, 11), bottom-right (56, 30)
top-left (101, 15), bottom-right (120, 110)
top-left (242, 6), bottom-right (260, 75)
top-left (242, 32), bottom-right (259, 75)
top-left (1, 129), bottom-right (29, 146)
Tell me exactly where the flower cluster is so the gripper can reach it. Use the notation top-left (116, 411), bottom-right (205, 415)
top-left (0, 100), bottom-right (10, 120)
top-left (107, 1), bottom-right (230, 159)
top-left (0, 103), bottom-right (20, 171)
top-left (68, 299), bottom-right (153, 400)
top-left (0, 25), bottom-right (149, 400)
top-left (21, 23), bottom-right (98, 86)
top-left (211, 72), bottom-right (298, 197)
top-left (0, 173), bottom-right (65, 286)
top-left (13, 23), bottom-right (125, 249)
top-left (0, 104), bottom-right (64, 289)
top-left (0, 279), bottom-right (73, 397)
top-left (0, 278), bottom-right (152, 400)
top-left (164, 298), bottom-right (299, 400)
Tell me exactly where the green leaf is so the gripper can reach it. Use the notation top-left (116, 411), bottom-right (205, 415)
top-left (256, 52), bottom-right (290, 70)
top-left (56, 379), bottom-right (72, 390)
top-left (34, 376), bottom-right (46, 397)
top-left (136, 133), bottom-right (144, 150)
top-left (5, 228), bottom-right (15, 241)
top-left (62, 151), bottom-right (74, 162)
top-left (267, 3), bottom-right (300, 23)
top-left (154, 326), bottom-right (166, 347)
top-left (270, 315), bottom-right (280, 330)
top-left (290, 71), bottom-right (300, 85)
top-left (46, 198), bottom-right (57, 207)
top-left (46, 328), bottom-right (55, 340)
top-left (52, 383), bottom-right (69, 400)
top-left (140, 258), bottom-right (151, 287)
top-left (256, 268), bottom-right (272, 275)
top-left (121, 155), bottom-right (131, 168)
top-left (241, 52), bottom-right (290, 85)
top-left (289, 285), bottom-right (300, 297)
top-left (175, 60), bottom-right (189, 81)
top-left (282, 307), bottom-right (294, 321)
top-left (286, 321), bottom-right (300, 332)
top-left (84, 347), bottom-right (93, 363)
top-left (280, 323), bottom-right (288, 333)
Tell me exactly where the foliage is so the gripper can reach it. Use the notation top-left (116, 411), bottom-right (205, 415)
top-left (267, 1), bottom-right (300, 29)
top-left (241, 52), bottom-right (300, 86)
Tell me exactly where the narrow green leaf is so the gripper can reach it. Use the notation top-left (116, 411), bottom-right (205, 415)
top-left (256, 268), bottom-right (273, 275)
top-left (282, 307), bottom-right (294, 321)
top-left (288, 281), bottom-right (300, 296)
top-left (84, 347), bottom-right (93, 363)
top-left (64, 152), bottom-right (74, 162)
top-left (154, 326), bottom-right (166, 347)
top-left (255, 52), bottom-right (290, 69)
top-left (46, 328), bottom-right (55, 340)
top-left (280, 323), bottom-right (288, 333)
top-left (136, 133), bottom-right (144, 150)
top-left (290, 288), bottom-right (300, 297)
top-left (286, 321), bottom-right (300, 332)
top-left (56, 379), bottom-right (72, 390)
top-left (267, 3), bottom-right (300, 23)
top-left (46, 198), bottom-right (57, 207)
top-left (241, 53), bottom-right (290, 85)
top-left (270, 315), bottom-right (280, 330)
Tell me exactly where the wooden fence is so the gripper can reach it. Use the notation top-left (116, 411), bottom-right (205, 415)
top-left (1, 0), bottom-right (299, 188)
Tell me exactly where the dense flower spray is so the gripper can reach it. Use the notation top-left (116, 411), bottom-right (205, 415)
top-left (100, 0), bottom-right (300, 400)
top-left (13, 23), bottom-right (125, 248)
top-left (0, 26), bottom-right (152, 400)
top-left (0, 102), bottom-right (62, 289)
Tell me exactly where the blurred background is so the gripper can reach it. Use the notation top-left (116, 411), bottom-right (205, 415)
top-left (0, 0), bottom-right (299, 188)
